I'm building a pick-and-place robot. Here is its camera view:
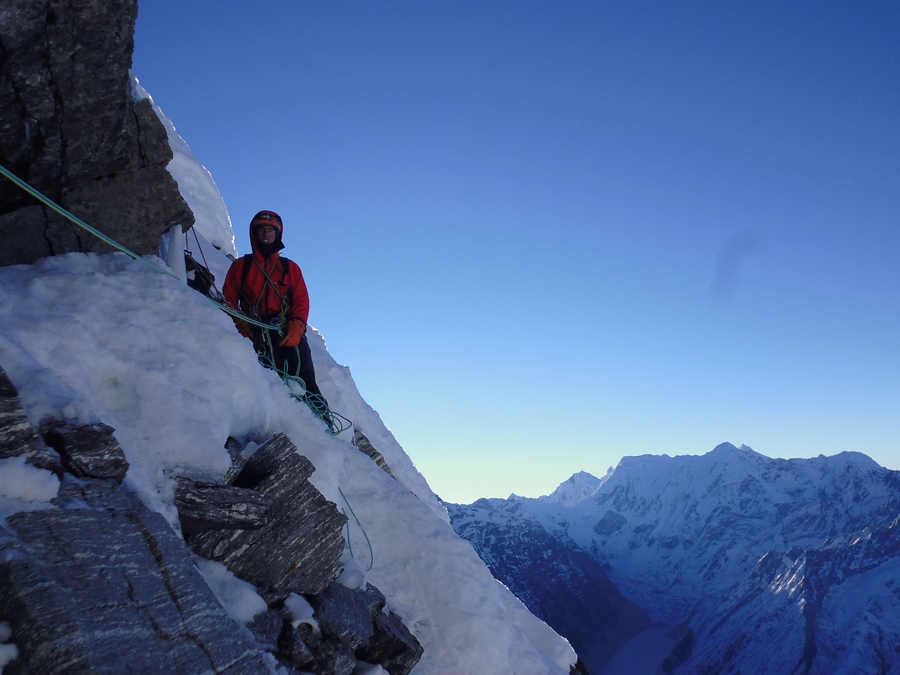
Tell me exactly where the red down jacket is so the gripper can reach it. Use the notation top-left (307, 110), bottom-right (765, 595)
top-left (222, 213), bottom-right (310, 327)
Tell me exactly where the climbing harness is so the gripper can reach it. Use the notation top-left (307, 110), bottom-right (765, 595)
top-left (0, 163), bottom-right (350, 435)
top-left (238, 253), bottom-right (293, 325)
top-left (340, 486), bottom-right (374, 572)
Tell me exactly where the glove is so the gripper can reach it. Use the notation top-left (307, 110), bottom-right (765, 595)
top-left (279, 319), bottom-right (306, 348)
top-left (233, 318), bottom-right (255, 340)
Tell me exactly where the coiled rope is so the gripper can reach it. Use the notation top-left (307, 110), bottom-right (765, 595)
top-left (257, 326), bottom-right (352, 435)
top-left (0, 163), bottom-right (349, 433)
top-left (0, 163), bottom-right (275, 329)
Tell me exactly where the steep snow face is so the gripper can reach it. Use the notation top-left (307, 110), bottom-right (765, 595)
top-left (132, 75), bottom-right (237, 259)
top-left (0, 80), bottom-right (578, 671)
top-left (0, 253), bottom-right (576, 675)
top-left (449, 497), bottom-right (649, 673)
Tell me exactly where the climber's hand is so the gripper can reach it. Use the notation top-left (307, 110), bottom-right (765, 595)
top-left (279, 319), bottom-right (306, 348)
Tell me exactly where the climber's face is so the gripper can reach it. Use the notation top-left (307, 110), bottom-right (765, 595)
top-left (255, 225), bottom-right (277, 244)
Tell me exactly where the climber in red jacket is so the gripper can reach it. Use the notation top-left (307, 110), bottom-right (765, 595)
top-left (223, 210), bottom-right (328, 417)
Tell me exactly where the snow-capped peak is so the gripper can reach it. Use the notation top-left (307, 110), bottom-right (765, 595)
top-left (539, 470), bottom-right (603, 507)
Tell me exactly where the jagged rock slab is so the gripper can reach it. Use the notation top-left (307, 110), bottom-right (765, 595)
top-left (41, 422), bottom-right (129, 482)
top-left (356, 609), bottom-right (424, 675)
top-left (0, 366), bottom-right (60, 471)
top-left (353, 430), bottom-right (395, 478)
top-left (175, 477), bottom-right (268, 536)
top-left (0, 478), bottom-right (268, 674)
top-left (189, 433), bottom-right (348, 595)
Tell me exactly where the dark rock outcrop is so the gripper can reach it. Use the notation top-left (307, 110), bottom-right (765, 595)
top-left (188, 433), bottom-right (348, 595)
top-left (1, 397), bottom-right (424, 675)
top-left (0, 366), bottom-right (60, 472)
top-left (0, 478), bottom-right (269, 674)
top-left (41, 422), bottom-right (129, 483)
top-left (309, 583), bottom-right (378, 651)
top-left (178, 435), bottom-right (424, 674)
top-left (0, 0), bottom-right (193, 266)
top-left (356, 607), bottom-right (425, 675)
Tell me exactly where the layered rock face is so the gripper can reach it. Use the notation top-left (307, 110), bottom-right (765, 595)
top-left (0, 367), bottom-right (423, 674)
top-left (0, 0), bottom-right (193, 266)
top-left (2, 479), bottom-right (271, 675)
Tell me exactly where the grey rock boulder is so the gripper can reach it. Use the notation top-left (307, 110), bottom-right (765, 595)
top-left (356, 608), bottom-right (424, 675)
top-left (189, 433), bottom-right (348, 595)
top-left (41, 422), bottom-right (129, 483)
top-left (309, 582), bottom-right (378, 651)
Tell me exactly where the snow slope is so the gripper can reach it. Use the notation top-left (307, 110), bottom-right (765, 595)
top-left (0, 91), bottom-right (577, 674)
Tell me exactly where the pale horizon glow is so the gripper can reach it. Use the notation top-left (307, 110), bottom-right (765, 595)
top-left (133, 1), bottom-right (899, 504)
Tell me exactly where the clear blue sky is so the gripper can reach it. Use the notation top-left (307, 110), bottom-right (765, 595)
top-left (133, 1), bottom-right (899, 503)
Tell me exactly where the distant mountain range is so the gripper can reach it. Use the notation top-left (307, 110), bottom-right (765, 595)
top-left (448, 443), bottom-right (900, 674)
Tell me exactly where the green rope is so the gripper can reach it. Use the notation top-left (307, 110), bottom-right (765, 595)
top-left (0, 162), bottom-right (273, 330)
top-left (339, 486), bottom-right (374, 572)
top-left (257, 327), bottom-right (352, 436)
top-left (0, 162), bottom-right (354, 433)
top-left (0, 163), bottom-right (181, 280)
